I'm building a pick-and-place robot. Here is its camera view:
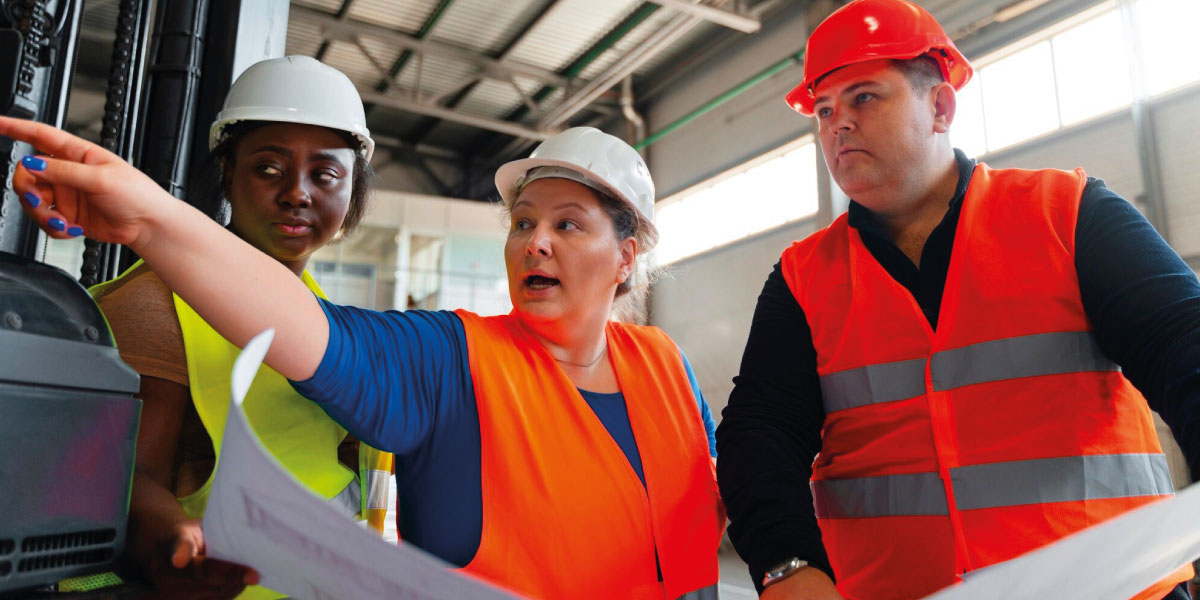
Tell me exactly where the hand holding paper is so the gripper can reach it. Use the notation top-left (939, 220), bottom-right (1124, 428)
top-left (201, 329), bottom-right (519, 600)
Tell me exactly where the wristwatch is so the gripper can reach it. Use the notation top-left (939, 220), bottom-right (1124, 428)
top-left (762, 557), bottom-right (809, 588)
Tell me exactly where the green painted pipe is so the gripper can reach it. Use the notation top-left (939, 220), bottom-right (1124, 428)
top-left (379, 0), bottom-right (456, 92)
top-left (524, 3), bottom-right (662, 112)
top-left (634, 49), bottom-right (805, 150)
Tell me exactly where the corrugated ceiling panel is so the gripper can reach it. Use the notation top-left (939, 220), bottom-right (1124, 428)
top-left (285, 17), bottom-right (326, 57)
top-left (292, 0), bottom-right (343, 13)
top-left (392, 53), bottom-right (481, 101)
top-left (323, 39), bottom-right (391, 90)
top-left (504, 0), bottom-right (641, 72)
top-left (453, 74), bottom-right (544, 119)
top-left (634, 22), bottom-right (716, 77)
top-left (353, 34), bottom-right (406, 87)
top-left (576, 7), bottom-right (682, 81)
top-left (347, 0), bottom-right (442, 35)
top-left (429, 0), bottom-right (551, 57)
top-left (455, 78), bottom-right (530, 118)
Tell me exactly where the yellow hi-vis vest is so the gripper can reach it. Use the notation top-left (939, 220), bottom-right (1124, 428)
top-left (92, 261), bottom-right (393, 600)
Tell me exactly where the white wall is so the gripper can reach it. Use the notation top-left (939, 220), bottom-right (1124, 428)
top-left (650, 219), bottom-right (817, 417)
top-left (1155, 85), bottom-right (1200, 260)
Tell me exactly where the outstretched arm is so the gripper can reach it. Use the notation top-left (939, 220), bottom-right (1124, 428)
top-left (1, 116), bottom-right (327, 379)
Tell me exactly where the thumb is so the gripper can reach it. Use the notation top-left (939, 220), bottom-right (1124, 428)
top-left (170, 535), bottom-right (199, 569)
top-left (169, 521), bottom-right (206, 569)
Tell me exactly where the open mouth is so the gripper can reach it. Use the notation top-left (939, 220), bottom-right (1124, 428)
top-left (524, 274), bottom-right (560, 290)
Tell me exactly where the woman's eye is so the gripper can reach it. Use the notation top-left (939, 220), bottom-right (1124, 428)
top-left (513, 218), bottom-right (532, 231)
top-left (257, 164), bottom-right (282, 176)
top-left (314, 170), bottom-right (338, 183)
top-left (558, 220), bottom-right (578, 231)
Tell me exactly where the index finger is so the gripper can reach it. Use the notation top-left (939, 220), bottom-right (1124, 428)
top-left (0, 116), bottom-right (117, 165)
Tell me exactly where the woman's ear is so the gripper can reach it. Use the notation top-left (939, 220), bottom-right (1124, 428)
top-left (617, 236), bottom-right (638, 284)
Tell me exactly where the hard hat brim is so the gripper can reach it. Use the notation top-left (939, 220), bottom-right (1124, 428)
top-left (210, 109), bottom-right (376, 162)
top-left (496, 157), bottom-right (659, 245)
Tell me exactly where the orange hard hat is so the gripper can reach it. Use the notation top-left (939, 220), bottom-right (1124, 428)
top-left (785, 0), bottom-right (973, 116)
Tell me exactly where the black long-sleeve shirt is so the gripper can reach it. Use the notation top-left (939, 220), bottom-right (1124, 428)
top-left (716, 150), bottom-right (1200, 596)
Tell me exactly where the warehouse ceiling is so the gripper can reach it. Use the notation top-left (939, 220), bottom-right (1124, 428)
top-left (68, 0), bottom-right (789, 197)
top-left (65, 0), bottom-right (1103, 200)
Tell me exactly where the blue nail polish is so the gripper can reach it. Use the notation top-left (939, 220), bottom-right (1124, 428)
top-left (67, 226), bottom-right (83, 237)
top-left (22, 155), bottom-right (46, 172)
top-left (48, 218), bottom-right (65, 232)
top-left (21, 191), bottom-right (40, 208)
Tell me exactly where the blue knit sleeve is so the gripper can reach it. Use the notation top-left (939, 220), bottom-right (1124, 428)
top-left (679, 347), bottom-right (717, 458)
top-left (289, 300), bottom-right (472, 455)
top-left (1076, 178), bottom-right (1200, 477)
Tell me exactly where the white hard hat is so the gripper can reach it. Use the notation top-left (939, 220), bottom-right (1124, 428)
top-left (496, 127), bottom-right (657, 246)
top-left (209, 56), bottom-right (375, 161)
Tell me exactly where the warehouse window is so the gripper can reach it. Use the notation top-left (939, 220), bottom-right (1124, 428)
top-left (1136, 0), bottom-right (1200, 96)
top-left (1052, 9), bottom-right (1131, 126)
top-left (951, 0), bottom-right (1199, 157)
top-left (655, 138), bottom-right (818, 265)
top-left (978, 41), bottom-right (1060, 151)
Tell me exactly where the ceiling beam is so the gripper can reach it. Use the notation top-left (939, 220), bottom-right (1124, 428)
top-left (651, 0), bottom-right (760, 33)
top-left (314, 0), bottom-right (358, 61)
top-left (536, 12), bottom-right (705, 130)
top-left (358, 91), bottom-right (555, 140)
top-left (291, 4), bottom-right (569, 89)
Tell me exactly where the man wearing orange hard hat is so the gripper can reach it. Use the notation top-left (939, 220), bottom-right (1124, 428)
top-left (717, 0), bottom-right (1200, 599)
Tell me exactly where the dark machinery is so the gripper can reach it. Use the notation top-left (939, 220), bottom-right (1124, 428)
top-left (0, 0), bottom-right (141, 594)
top-left (0, 253), bottom-right (140, 594)
top-left (0, 0), bottom-right (284, 594)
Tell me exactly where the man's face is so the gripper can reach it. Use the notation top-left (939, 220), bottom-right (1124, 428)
top-left (812, 59), bottom-right (941, 210)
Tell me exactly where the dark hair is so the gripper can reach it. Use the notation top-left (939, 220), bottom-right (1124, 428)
top-left (594, 188), bottom-right (642, 298)
top-left (891, 54), bottom-right (945, 94)
top-left (196, 120), bottom-right (373, 237)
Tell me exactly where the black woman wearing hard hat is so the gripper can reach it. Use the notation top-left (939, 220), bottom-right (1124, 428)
top-left (716, 1), bottom-right (1200, 599)
top-left (86, 56), bottom-right (391, 600)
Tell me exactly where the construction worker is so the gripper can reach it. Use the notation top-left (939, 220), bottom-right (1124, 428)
top-left (2, 113), bottom-right (725, 599)
top-left (716, 1), bottom-right (1200, 599)
top-left (85, 56), bottom-right (391, 599)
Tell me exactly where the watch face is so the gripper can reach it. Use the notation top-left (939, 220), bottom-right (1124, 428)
top-left (768, 558), bottom-right (802, 577)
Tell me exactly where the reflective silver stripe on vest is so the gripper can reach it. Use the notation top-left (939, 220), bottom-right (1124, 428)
top-left (951, 453), bottom-right (1173, 510)
top-left (328, 479), bottom-right (361, 518)
top-left (366, 469), bottom-right (390, 510)
top-left (819, 331), bottom-right (1118, 413)
top-left (931, 331), bottom-right (1119, 392)
top-left (812, 453), bottom-right (1172, 519)
top-left (812, 471), bottom-right (948, 518)
top-left (675, 583), bottom-right (719, 600)
top-left (819, 357), bottom-right (927, 413)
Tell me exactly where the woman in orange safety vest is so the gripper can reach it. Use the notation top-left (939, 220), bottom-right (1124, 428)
top-left (2, 115), bottom-right (725, 600)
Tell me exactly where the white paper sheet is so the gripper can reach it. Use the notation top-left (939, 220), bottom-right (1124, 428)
top-left (202, 329), bottom-right (520, 600)
top-left (926, 482), bottom-right (1200, 600)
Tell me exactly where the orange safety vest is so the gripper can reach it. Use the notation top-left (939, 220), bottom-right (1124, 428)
top-left (453, 310), bottom-right (724, 600)
top-left (779, 163), bottom-right (1193, 600)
